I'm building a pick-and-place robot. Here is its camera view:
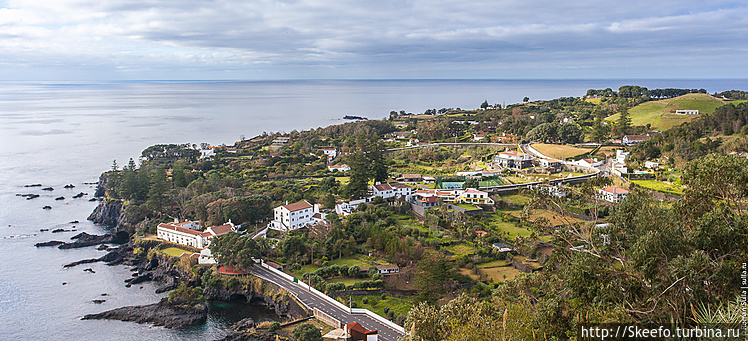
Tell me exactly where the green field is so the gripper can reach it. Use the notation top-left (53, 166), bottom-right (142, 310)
top-left (605, 94), bottom-right (725, 130)
top-left (631, 179), bottom-right (683, 195)
top-left (345, 294), bottom-right (417, 318)
top-left (160, 247), bottom-right (191, 257)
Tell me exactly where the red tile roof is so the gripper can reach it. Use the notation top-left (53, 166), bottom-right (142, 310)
top-left (158, 222), bottom-right (204, 236)
top-left (373, 183), bottom-right (393, 192)
top-left (601, 186), bottom-right (629, 194)
top-left (283, 200), bottom-right (313, 212)
top-left (209, 224), bottom-right (234, 236)
top-left (623, 135), bottom-right (650, 141)
top-left (346, 322), bottom-right (377, 335)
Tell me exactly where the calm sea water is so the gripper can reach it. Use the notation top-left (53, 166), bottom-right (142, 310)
top-left (0, 79), bottom-right (746, 340)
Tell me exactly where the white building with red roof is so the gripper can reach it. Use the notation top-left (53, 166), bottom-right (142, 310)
top-left (327, 164), bottom-right (350, 172)
top-left (370, 183), bottom-right (395, 199)
top-left (269, 200), bottom-right (321, 231)
top-left (157, 219), bottom-right (235, 249)
top-left (599, 186), bottom-right (629, 203)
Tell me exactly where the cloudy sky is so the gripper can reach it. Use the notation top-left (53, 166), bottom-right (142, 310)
top-left (1, 0), bottom-right (746, 80)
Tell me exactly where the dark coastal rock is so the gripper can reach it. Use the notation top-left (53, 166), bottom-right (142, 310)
top-left (63, 249), bottom-right (125, 268)
top-left (64, 184), bottom-right (75, 188)
top-left (22, 194), bottom-right (40, 199)
top-left (35, 240), bottom-right (64, 247)
top-left (84, 268), bottom-right (96, 273)
top-left (69, 220), bottom-right (79, 224)
top-left (125, 273), bottom-right (152, 284)
top-left (93, 299), bottom-right (106, 304)
top-left (58, 231), bottom-right (129, 249)
top-left (97, 244), bottom-right (110, 251)
top-left (42, 206), bottom-right (52, 210)
top-left (88, 198), bottom-right (98, 202)
top-left (42, 187), bottom-right (54, 191)
top-left (81, 300), bottom-right (208, 328)
top-left (52, 228), bottom-right (68, 233)
top-left (55, 196), bottom-right (65, 200)
top-left (87, 200), bottom-right (123, 227)
top-left (217, 331), bottom-right (276, 341)
top-left (25, 184), bottom-right (42, 187)
top-left (40, 229), bottom-right (49, 232)
top-left (231, 317), bottom-right (255, 331)
top-left (73, 192), bottom-right (86, 198)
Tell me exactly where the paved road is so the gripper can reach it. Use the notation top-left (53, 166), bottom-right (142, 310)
top-left (250, 265), bottom-right (405, 341)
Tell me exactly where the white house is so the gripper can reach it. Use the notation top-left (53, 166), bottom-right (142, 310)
top-left (157, 220), bottom-right (235, 249)
top-left (321, 147), bottom-right (338, 161)
top-left (538, 158), bottom-right (563, 170)
top-left (269, 200), bottom-right (321, 231)
top-left (376, 264), bottom-right (400, 274)
top-left (622, 134), bottom-right (650, 146)
top-left (391, 183), bottom-right (414, 201)
top-left (370, 183), bottom-right (395, 199)
top-left (599, 186), bottom-right (629, 203)
top-left (198, 248), bottom-right (217, 265)
top-left (573, 158), bottom-right (604, 168)
top-left (675, 110), bottom-right (699, 115)
top-left (644, 161), bottom-right (660, 169)
top-left (494, 151), bottom-right (534, 169)
top-left (473, 133), bottom-right (486, 141)
top-left (327, 164), bottom-right (350, 172)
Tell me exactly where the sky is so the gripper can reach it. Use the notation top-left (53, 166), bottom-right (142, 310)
top-left (0, 0), bottom-right (746, 80)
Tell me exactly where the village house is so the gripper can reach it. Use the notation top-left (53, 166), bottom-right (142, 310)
top-left (473, 133), bottom-right (486, 141)
top-left (390, 183), bottom-right (414, 201)
top-left (415, 188), bottom-right (494, 205)
top-left (599, 186), bottom-right (629, 203)
top-left (675, 109), bottom-right (699, 115)
top-left (345, 322), bottom-right (379, 341)
top-left (399, 173), bottom-right (422, 182)
top-left (327, 164), bottom-right (350, 172)
top-left (537, 158), bottom-right (563, 171)
top-left (413, 192), bottom-right (439, 208)
top-left (269, 200), bottom-right (322, 231)
top-left (644, 161), bottom-right (660, 169)
top-left (573, 158), bottom-right (604, 168)
top-left (376, 264), bottom-right (400, 274)
top-left (321, 147), bottom-right (337, 161)
top-left (494, 150), bottom-right (534, 169)
top-left (370, 183), bottom-right (395, 199)
top-left (622, 134), bottom-right (650, 146)
top-left (157, 220), bottom-right (235, 249)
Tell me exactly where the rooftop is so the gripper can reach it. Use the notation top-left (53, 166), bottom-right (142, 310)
top-left (601, 186), bottom-right (629, 194)
top-left (283, 200), bottom-right (313, 212)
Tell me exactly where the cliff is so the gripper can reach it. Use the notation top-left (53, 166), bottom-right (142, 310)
top-left (87, 199), bottom-right (124, 228)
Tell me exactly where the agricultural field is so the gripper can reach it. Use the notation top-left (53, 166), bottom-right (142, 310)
top-left (345, 294), bottom-right (417, 319)
top-left (605, 94), bottom-right (725, 130)
top-left (531, 143), bottom-right (591, 160)
top-left (631, 179), bottom-right (683, 196)
top-left (160, 247), bottom-right (191, 257)
top-left (479, 264), bottom-right (521, 282)
top-left (479, 179), bottom-right (503, 187)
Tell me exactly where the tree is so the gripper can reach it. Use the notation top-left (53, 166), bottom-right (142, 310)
top-left (111, 159), bottom-right (119, 172)
top-left (615, 106), bottom-right (632, 137)
top-left (525, 122), bottom-right (558, 143)
top-left (591, 117), bottom-right (609, 142)
top-left (292, 323), bottom-right (322, 341)
top-left (210, 232), bottom-right (263, 269)
top-left (480, 100), bottom-right (489, 109)
top-left (558, 122), bottom-right (583, 144)
top-left (523, 96), bottom-right (529, 104)
top-left (369, 137), bottom-right (389, 183)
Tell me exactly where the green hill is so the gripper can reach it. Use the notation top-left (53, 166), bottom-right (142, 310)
top-left (606, 93), bottom-right (725, 130)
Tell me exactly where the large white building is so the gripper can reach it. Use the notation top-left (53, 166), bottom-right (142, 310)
top-left (157, 220), bottom-right (235, 249)
top-left (269, 200), bottom-right (322, 231)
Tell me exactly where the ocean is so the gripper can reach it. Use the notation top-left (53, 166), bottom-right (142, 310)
top-left (0, 79), bottom-right (746, 340)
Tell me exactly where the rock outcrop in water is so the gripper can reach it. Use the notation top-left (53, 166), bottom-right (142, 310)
top-left (58, 231), bottom-right (129, 249)
top-left (81, 299), bottom-right (208, 328)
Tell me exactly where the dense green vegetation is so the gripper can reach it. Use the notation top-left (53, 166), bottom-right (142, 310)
top-left (96, 84), bottom-right (748, 340)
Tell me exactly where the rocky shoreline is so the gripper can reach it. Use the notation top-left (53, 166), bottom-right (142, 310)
top-left (82, 299), bottom-right (208, 328)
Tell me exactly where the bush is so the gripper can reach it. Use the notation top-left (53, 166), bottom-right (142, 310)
top-left (381, 293), bottom-right (387, 300)
top-left (167, 284), bottom-right (205, 307)
top-left (268, 321), bottom-right (281, 333)
top-left (292, 322), bottom-right (322, 341)
top-left (362, 297), bottom-right (369, 304)
top-left (351, 301), bottom-right (358, 308)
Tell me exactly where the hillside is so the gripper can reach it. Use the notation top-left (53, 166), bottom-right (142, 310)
top-left (605, 93), bottom-right (724, 130)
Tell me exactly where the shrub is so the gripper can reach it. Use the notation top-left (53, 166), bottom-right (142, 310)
top-left (268, 321), bottom-right (281, 333)
top-left (362, 297), bottom-right (369, 304)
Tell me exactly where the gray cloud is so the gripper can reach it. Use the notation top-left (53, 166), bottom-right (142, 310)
top-left (0, 0), bottom-right (746, 79)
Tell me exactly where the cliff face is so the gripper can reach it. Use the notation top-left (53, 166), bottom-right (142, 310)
top-left (82, 300), bottom-right (208, 328)
top-left (87, 199), bottom-right (124, 228)
top-left (203, 281), bottom-right (310, 321)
